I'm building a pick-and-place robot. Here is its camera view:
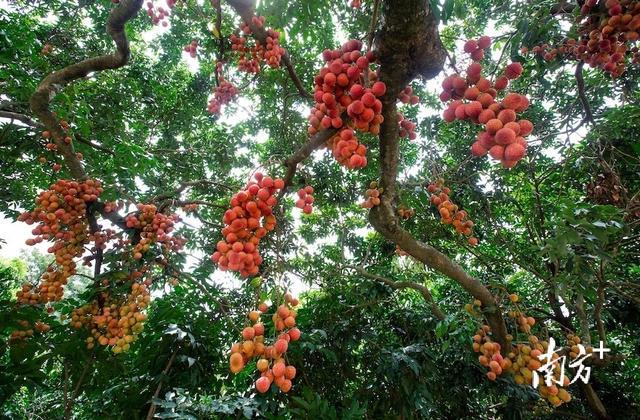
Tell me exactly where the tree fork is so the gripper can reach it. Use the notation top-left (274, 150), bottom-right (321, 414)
top-left (369, 0), bottom-right (509, 349)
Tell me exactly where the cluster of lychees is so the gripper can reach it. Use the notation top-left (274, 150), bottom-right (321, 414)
top-left (528, 0), bottom-right (640, 76)
top-left (211, 173), bottom-right (284, 277)
top-left (41, 118), bottom-right (75, 171)
top-left (17, 179), bottom-right (103, 304)
top-left (84, 227), bottom-right (117, 267)
top-left (398, 113), bottom-right (417, 140)
top-left (326, 128), bottom-right (368, 168)
top-left (182, 203), bottom-right (199, 213)
top-left (229, 294), bottom-right (301, 394)
top-left (440, 37), bottom-right (533, 168)
top-left (396, 86), bottom-right (420, 140)
top-left (124, 204), bottom-right (184, 261)
top-left (295, 186), bottom-right (315, 214)
top-left (230, 16), bottom-right (285, 73)
top-left (427, 179), bottom-right (478, 246)
top-left (397, 205), bottom-right (415, 219)
top-left (207, 77), bottom-right (239, 115)
top-left (360, 181), bottom-right (382, 208)
top-left (71, 282), bottom-right (150, 354)
top-left (143, 0), bottom-right (176, 27)
top-left (183, 40), bottom-right (198, 58)
top-left (8, 320), bottom-right (51, 344)
top-left (41, 43), bottom-right (53, 55)
top-left (307, 39), bottom-right (386, 169)
top-left (469, 294), bottom-right (573, 407)
top-left (397, 85), bottom-right (420, 105)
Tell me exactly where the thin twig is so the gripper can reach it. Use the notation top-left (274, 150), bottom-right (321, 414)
top-left (344, 264), bottom-right (446, 320)
top-left (366, 0), bottom-right (381, 51)
top-left (0, 110), bottom-right (42, 127)
top-left (145, 349), bottom-right (178, 420)
top-left (575, 61), bottom-right (595, 125)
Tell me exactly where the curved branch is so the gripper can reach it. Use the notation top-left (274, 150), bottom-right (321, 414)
top-left (88, 201), bottom-right (128, 230)
top-left (345, 265), bottom-right (446, 320)
top-left (1, 112), bottom-right (115, 156)
top-left (369, 0), bottom-right (508, 349)
top-left (281, 127), bottom-right (338, 192)
top-left (575, 61), bottom-right (595, 125)
top-left (366, 0), bottom-right (381, 51)
top-left (145, 348), bottom-right (178, 420)
top-left (74, 133), bottom-right (115, 156)
top-left (158, 199), bottom-right (226, 213)
top-left (0, 111), bottom-right (42, 128)
top-left (226, 0), bottom-right (312, 99)
top-left (369, 203), bottom-right (509, 348)
top-left (579, 382), bottom-right (611, 420)
top-left (29, 0), bottom-right (144, 180)
top-left (152, 180), bottom-right (234, 202)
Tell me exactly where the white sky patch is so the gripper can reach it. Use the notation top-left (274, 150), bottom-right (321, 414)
top-left (219, 97), bottom-right (256, 125)
top-left (254, 129), bottom-right (269, 144)
top-left (0, 213), bottom-right (49, 259)
top-left (330, 13), bottom-right (349, 47)
top-left (182, 51), bottom-right (201, 73)
top-left (134, 176), bottom-right (150, 194)
top-left (81, 16), bottom-right (93, 29)
top-left (42, 11), bottom-right (58, 24)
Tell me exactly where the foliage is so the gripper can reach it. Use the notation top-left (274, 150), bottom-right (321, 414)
top-left (1, 0), bottom-right (639, 419)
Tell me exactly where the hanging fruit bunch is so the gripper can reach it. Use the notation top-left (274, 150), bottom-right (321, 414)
top-left (71, 281), bottom-right (150, 354)
top-left (307, 39), bottom-right (386, 169)
top-left (211, 173), bottom-right (284, 277)
top-left (17, 179), bottom-right (103, 304)
top-left (468, 294), bottom-right (577, 407)
top-left (230, 16), bottom-right (285, 73)
top-left (229, 293), bottom-right (302, 394)
top-left (361, 181), bottom-right (382, 208)
top-left (295, 186), bottom-right (315, 214)
top-left (440, 36), bottom-right (533, 169)
top-left (427, 179), bottom-right (478, 246)
top-left (528, 0), bottom-right (640, 77)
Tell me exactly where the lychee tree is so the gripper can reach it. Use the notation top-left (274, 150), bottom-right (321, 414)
top-left (0, 0), bottom-right (639, 418)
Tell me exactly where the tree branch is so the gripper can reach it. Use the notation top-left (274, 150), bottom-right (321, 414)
top-left (367, 0), bottom-right (509, 349)
top-left (64, 359), bottom-right (92, 419)
top-left (74, 133), bottom-right (116, 156)
top-left (88, 201), bottom-right (128, 230)
top-left (366, 0), bottom-right (381, 51)
top-left (574, 293), bottom-right (592, 346)
top-left (575, 61), bottom-right (595, 125)
top-left (145, 348), bottom-right (178, 420)
top-left (225, 0), bottom-right (312, 99)
top-left (152, 180), bottom-right (233, 202)
top-left (86, 211), bottom-right (103, 278)
top-left (29, 0), bottom-right (144, 180)
top-left (345, 264), bottom-right (446, 320)
top-left (579, 382), bottom-right (611, 420)
top-left (281, 126), bottom-right (338, 192)
top-left (549, 0), bottom-right (577, 15)
top-left (0, 111), bottom-right (42, 128)
top-left (158, 199), bottom-right (226, 213)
